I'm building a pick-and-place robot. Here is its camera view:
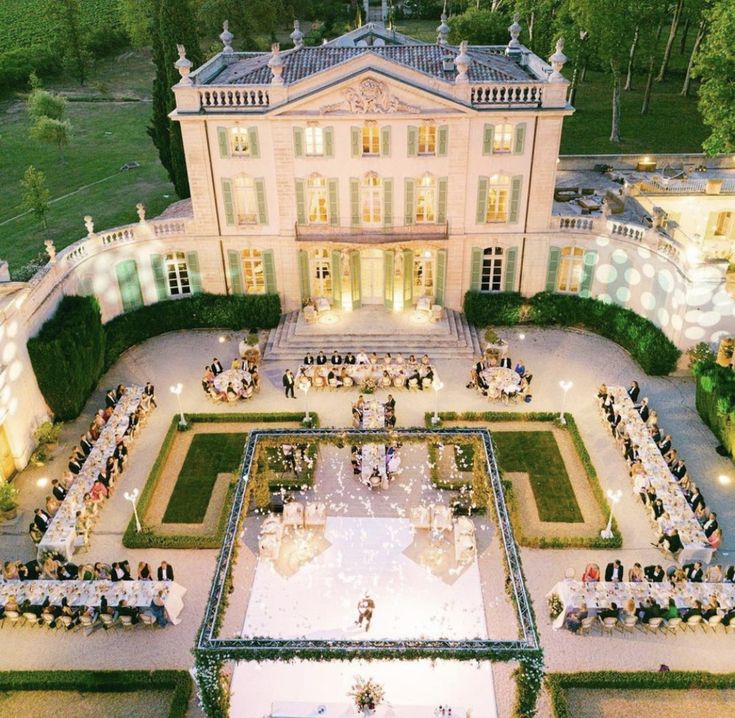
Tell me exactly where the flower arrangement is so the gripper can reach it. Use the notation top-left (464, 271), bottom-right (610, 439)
top-left (547, 592), bottom-right (563, 620)
top-left (0, 478), bottom-right (18, 514)
top-left (349, 676), bottom-right (385, 713)
top-left (361, 377), bottom-right (377, 394)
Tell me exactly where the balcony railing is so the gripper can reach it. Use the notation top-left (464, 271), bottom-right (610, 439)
top-left (294, 222), bottom-right (449, 242)
top-left (470, 83), bottom-right (543, 107)
top-left (639, 177), bottom-right (735, 194)
top-left (198, 87), bottom-right (270, 110)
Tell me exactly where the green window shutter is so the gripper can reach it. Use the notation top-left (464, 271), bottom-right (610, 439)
top-left (407, 126), bottom-right (418, 157)
top-left (116, 259), bottom-right (143, 312)
top-left (404, 177), bottom-right (415, 225)
top-left (470, 247), bottom-right (483, 291)
top-left (435, 249), bottom-right (447, 305)
top-left (150, 254), bottom-right (167, 301)
top-left (293, 127), bottom-right (304, 158)
top-left (545, 246), bottom-right (561, 292)
top-left (503, 247), bottom-right (517, 292)
top-left (383, 250), bottom-right (395, 308)
top-left (186, 251), bottom-right (202, 294)
top-left (248, 127), bottom-right (260, 158)
top-left (351, 127), bottom-right (361, 158)
top-left (255, 178), bottom-right (267, 224)
top-left (221, 178), bottom-right (235, 226)
top-left (324, 126), bottom-right (334, 158)
top-left (227, 249), bottom-right (244, 295)
top-left (509, 175), bottom-right (522, 224)
top-left (217, 127), bottom-right (230, 158)
top-left (381, 126), bottom-right (391, 157)
top-left (262, 249), bottom-right (276, 293)
top-left (437, 177), bottom-right (448, 224)
top-left (437, 124), bottom-right (449, 157)
top-left (331, 250), bottom-right (342, 305)
top-left (580, 249), bottom-right (598, 298)
top-left (383, 177), bottom-right (393, 227)
top-left (295, 179), bottom-right (306, 225)
top-left (403, 249), bottom-right (414, 304)
top-left (482, 124), bottom-right (494, 155)
top-left (476, 177), bottom-right (488, 224)
top-left (328, 178), bottom-right (339, 226)
top-left (298, 249), bottom-right (310, 303)
top-left (350, 178), bottom-right (360, 226)
top-left (350, 251), bottom-right (361, 308)
top-left (513, 123), bottom-right (526, 155)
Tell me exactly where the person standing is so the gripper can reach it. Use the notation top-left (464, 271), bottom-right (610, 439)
top-left (283, 369), bottom-right (296, 398)
top-left (355, 594), bottom-right (375, 631)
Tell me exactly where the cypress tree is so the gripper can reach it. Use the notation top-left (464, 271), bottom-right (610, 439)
top-left (149, 0), bottom-right (203, 198)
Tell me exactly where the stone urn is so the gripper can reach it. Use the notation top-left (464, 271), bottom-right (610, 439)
top-left (716, 337), bottom-right (735, 367)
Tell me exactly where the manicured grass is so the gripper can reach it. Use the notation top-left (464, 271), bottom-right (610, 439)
top-left (454, 443), bottom-right (475, 472)
top-left (394, 20), bottom-right (438, 43)
top-left (162, 432), bottom-right (246, 524)
top-left (492, 431), bottom-right (583, 523)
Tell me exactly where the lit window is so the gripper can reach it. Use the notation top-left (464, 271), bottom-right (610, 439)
top-left (231, 128), bottom-right (250, 156)
top-left (557, 246), bottom-right (584, 293)
top-left (416, 173), bottom-right (436, 223)
top-left (414, 250), bottom-right (434, 296)
top-left (165, 252), bottom-right (191, 296)
top-left (241, 248), bottom-right (265, 294)
top-left (311, 248), bottom-right (332, 297)
top-left (362, 124), bottom-right (380, 156)
top-left (480, 247), bottom-right (503, 292)
top-left (361, 173), bottom-right (382, 225)
top-left (486, 175), bottom-right (510, 222)
top-left (307, 174), bottom-right (328, 224)
top-left (418, 124), bottom-right (436, 155)
top-left (305, 127), bottom-right (324, 157)
top-left (234, 176), bottom-right (258, 225)
top-left (493, 124), bottom-right (513, 153)
top-left (715, 211), bottom-right (733, 237)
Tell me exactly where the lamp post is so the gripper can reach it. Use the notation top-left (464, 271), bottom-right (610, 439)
top-left (600, 488), bottom-right (622, 539)
top-left (124, 488), bottom-right (141, 532)
top-left (431, 378), bottom-right (444, 425)
top-left (558, 380), bottom-right (573, 425)
top-left (301, 382), bottom-right (311, 424)
top-left (169, 383), bottom-right (187, 429)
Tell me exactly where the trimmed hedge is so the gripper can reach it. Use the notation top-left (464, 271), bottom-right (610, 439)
top-left (547, 671), bottom-right (735, 718)
top-left (27, 296), bottom-right (105, 420)
top-left (463, 290), bottom-right (681, 376)
top-left (104, 293), bottom-right (280, 369)
top-left (694, 358), bottom-right (735, 458)
top-left (0, 670), bottom-right (191, 718)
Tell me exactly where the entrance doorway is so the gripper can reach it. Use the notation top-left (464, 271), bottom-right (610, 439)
top-left (360, 249), bottom-right (384, 305)
top-left (0, 425), bottom-right (15, 481)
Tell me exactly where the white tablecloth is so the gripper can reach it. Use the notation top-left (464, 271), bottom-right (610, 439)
top-left (361, 444), bottom-right (387, 487)
top-left (38, 387), bottom-right (144, 561)
top-left (213, 368), bottom-right (252, 394)
top-left (548, 578), bottom-right (735, 629)
top-left (272, 703), bottom-right (467, 718)
top-left (361, 400), bottom-right (386, 430)
top-left (480, 366), bottom-right (520, 397)
top-left (609, 387), bottom-right (713, 565)
top-left (0, 579), bottom-right (186, 624)
top-left (300, 363), bottom-right (433, 388)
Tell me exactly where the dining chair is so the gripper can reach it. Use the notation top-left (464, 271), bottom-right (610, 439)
top-left (684, 614), bottom-right (703, 632)
top-left (704, 615), bottom-right (722, 633)
top-left (3, 610), bottom-right (21, 628)
top-left (622, 615), bottom-right (640, 634)
top-left (645, 617), bottom-right (663, 634)
top-left (23, 612), bottom-right (40, 627)
top-left (665, 616), bottom-right (682, 635)
top-left (600, 616), bottom-right (619, 636)
top-left (579, 616), bottom-right (596, 636)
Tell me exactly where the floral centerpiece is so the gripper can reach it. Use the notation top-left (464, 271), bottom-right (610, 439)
top-left (361, 376), bottom-right (377, 394)
top-left (547, 592), bottom-right (563, 620)
top-left (349, 676), bottom-right (385, 714)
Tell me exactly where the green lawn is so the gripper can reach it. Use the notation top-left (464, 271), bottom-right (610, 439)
top-left (394, 20), bottom-right (438, 43)
top-left (492, 431), bottom-right (583, 523)
top-left (454, 443), bottom-right (475, 472)
top-left (163, 433), bottom-right (246, 524)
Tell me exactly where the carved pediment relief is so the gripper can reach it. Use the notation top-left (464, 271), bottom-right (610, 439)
top-left (320, 78), bottom-right (421, 115)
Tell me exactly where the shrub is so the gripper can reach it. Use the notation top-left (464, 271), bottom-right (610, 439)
top-left (103, 293), bottom-right (281, 370)
top-left (27, 296), bottom-right (105, 420)
top-left (463, 291), bottom-right (524, 327)
top-left (694, 358), bottom-right (735, 458)
top-left (0, 46), bottom-right (60, 93)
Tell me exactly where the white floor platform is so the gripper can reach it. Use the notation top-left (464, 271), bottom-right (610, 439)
top-left (230, 659), bottom-right (498, 718)
top-left (242, 517), bottom-right (488, 641)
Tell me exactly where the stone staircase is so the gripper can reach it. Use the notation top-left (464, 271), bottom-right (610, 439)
top-left (264, 308), bottom-right (483, 361)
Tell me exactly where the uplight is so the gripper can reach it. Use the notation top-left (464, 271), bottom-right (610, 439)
top-left (36, 477), bottom-right (48, 488)
top-left (719, 474), bottom-right (731, 486)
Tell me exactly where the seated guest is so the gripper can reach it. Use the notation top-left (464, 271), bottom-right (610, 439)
top-left (93, 409), bottom-right (107, 430)
top-left (330, 350), bottom-right (342, 365)
top-left (627, 381), bottom-right (640, 403)
top-left (671, 459), bottom-right (687, 481)
top-left (157, 561), bottom-right (174, 581)
top-left (386, 414), bottom-right (396, 429)
top-left (113, 440), bottom-right (128, 473)
top-left (628, 563), bottom-right (644, 582)
top-left (149, 591), bottom-right (170, 627)
top-left (609, 411), bottom-right (622, 437)
top-left (369, 352), bottom-right (379, 365)
top-left (115, 599), bottom-right (140, 624)
top-left (41, 557), bottom-right (60, 580)
top-left (420, 353), bottom-right (430, 366)
top-left (581, 563), bottom-right (600, 583)
top-left (23, 560), bottom-right (40, 580)
top-left (604, 560), bottom-right (624, 582)
top-left (708, 527), bottom-right (723, 550)
top-left (722, 607), bottom-right (735, 627)
top-left (79, 433), bottom-right (94, 456)
top-left (138, 561), bottom-right (153, 581)
top-left (345, 352), bottom-right (357, 365)
top-left (28, 522), bottom-right (43, 544)
top-left (407, 368), bottom-right (423, 390)
top-left (327, 369), bottom-right (343, 387)
top-left (632, 468), bottom-right (649, 502)
top-left (105, 388), bottom-right (117, 408)
top-left (230, 357), bottom-right (241, 370)
top-left (385, 394), bottom-right (396, 411)
top-left (684, 600), bottom-right (704, 621)
top-left (499, 355), bottom-right (512, 369)
top-left (143, 381), bottom-right (157, 409)
top-left (407, 354), bottom-right (418, 369)
top-left (303, 352), bottom-right (315, 365)
top-left (598, 602), bottom-right (619, 621)
top-left (95, 563), bottom-right (112, 580)
top-left (355, 350), bottom-right (369, 364)
top-left (514, 360), bottom-right (526, 377)
top-left (597, 383), bottom-right (608, 400)
top-left (316, 351), bottom-right (328, 365)
top-left (111, 562), bottom-right (130, 582)
top-left (726, 566), bottom-right (735, 583)
top-left (664, 598), bottom-right (680, 620)
top-left (211, 358), bottom-right (223, 375)
top-left (651, 498), bottom-right (665, 520)
top-left (703, 511), bottom-right (719, 538)
top-left (644, 485), bottom-right (657, 507)
top-left (686, 561), bottom-right (704, 582)
top-left (658, 527), bottom-right (683, 554)
top-left (355, 395), bottom-right (365, 411)
top-left (57, 562), bottom-right (78, 581)
top-left (688, 487), bottom-right (705, 513)
top-left (45, 495), bottom-right (61, 516)
top-left (656, 511), bottom-right (674, 536)
top-left (383, 353), bottom-right (392, 365)
top-left (664, 447), bottom-right (678, 467)
top-left (649, 424), bottom-right (662, 444)
top-left (3, 562), bottom-right (20, 581)
top-left (564, 601), bottom-right (588, 633)
top-left (657, 434), bottom-right (672, 456)
top-left (644, 564), bottom-right (665, 582)
top-left (635, 398), bottom-right (650, 422)
top-left (33, 508), bottom-right (51, 533)
top-left (693, 503), bottom-right (709, 526)
top-left (639, 598), bottom-right (662, 624)
top-left (706, 564), bottom-right (724, 582)
top-left (91, 480), bottom-right (108, 502)
top-left (114, 384), bottom-right (126, 401)
top-left (225, 382), bottom-right (238, 400)
top-left (51, 479), bottom-right (67, 502)
top-left (68, 454), bottom-right (83, 475)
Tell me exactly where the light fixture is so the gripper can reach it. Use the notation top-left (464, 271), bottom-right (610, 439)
top-left (719, 474), bottom-right (731, 486)
top-left (218, 335), bottom-right (226, 343)
top-left (36, 477), bottom-right (48, 488)
top-left (518, 333), bottom-right (525, 341)
top-left (600, 488), bottom-right (623, 539)
top-left (169, 383), bottom-right (188, 428)
top-left (558, 380), bottom-right (573, 425)
top-left (124, 488), bottom-right (142, 532)
top-left (431, 378), bottom-right (444, 424)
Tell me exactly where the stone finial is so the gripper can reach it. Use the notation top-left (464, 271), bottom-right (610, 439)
top-left (455, 40), bottom-right (471, 84)
top-left (174, 44), bottom-right (193, 85)
top-left (267, 43), bottom-right (284, 85)
top-left (220, 20), bottom-right (234, 54)
top-left (506, 12), bottom-right (522, 58)
top-left (549, 38), bottom-right (568, 82)
top-left (290, 20), bottom-right (304, 49)
top-left (436, 3), bottom-right (450, 46)
top-left (136, 203), bottom-right (146, 223)
top-left (44, 239), bottom-right (56, 264)
top-left (84, 215), bottom-right (94, 237)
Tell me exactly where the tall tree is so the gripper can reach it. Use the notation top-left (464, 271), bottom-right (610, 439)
top-left (624, 26), bottom-right (639, 91)
top-left (448, 8), bottom-right (510, 45)
top-left (636, 0), bottom-right (669, 114)
top-left (21, 166), bottom-right (51, 233)
top-left (680, 15), bottom-right (707, 95)
top-left (30, 117), bottom-right (72, 162)
top-left (513, 0), bottom-right (558, 56)
top-left (656, 0), bottom-right (684, 81)
top-left (149, 0), bottom-right (204, 198)
top-left (197, 0), bottom-right (284, 46)
top-left (119, 0), bottom-right (154, 47)
top-left (48, 0), bottom-right (91, 85)
top-left (693, 0), bottom-right (735, 154)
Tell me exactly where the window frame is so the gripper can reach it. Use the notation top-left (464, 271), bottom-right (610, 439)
top-left (241, 248), bottom-right (266, 295)
top-left (230, 127), bottom-right (251, 157)
top-left (415, 173), bottom-right (436, 224)
top-left (362, 124), bottom-right (380, 157)
top-left (311, 247), bottom-right (332, 297)
top-left (361, 172), bottom-right (383, 226)
top-left (307, 174), bottom-right (329, 224)
top-left (304, 126), bottom-right (324, 157)
top-left (417, 123), bottom-right (437, 156)
top-left (234, 175), bottom-right (259, 225)
top-left (413, 250), bottom-right (435, 297)
top-left (486, 175), bottom-right (510, 223)
top-left (164, 251), bottom-right (191, 297)
top-left (493, 123), bottom-right (513, 154)
top-left (556, 246), bottom-right (585, 294)
top-left (480, 246), bottom-right (504, 293)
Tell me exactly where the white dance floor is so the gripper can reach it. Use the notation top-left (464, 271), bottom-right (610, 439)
top-left (230, 659), bottom-right (498, 718)
top-left (242, 517), bottom-right (488, 640)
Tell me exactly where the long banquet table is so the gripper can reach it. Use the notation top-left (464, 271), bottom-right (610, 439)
top-left (300, 362), bottom-right (434, 389)
top-left (608, 387), bottom-right (713, 565)
top-left (361, 399), bottom-right (386, 430)
top-left (0, 579), bottom-right (186, 624)
top-left (361, 444), bottom-right (387, 488)
top-left (548, 578), bottom-right (735, 629)
top-left (37, 386), bottom-right (144, 561)
top-left (272, 703), bottom-right (467, 718)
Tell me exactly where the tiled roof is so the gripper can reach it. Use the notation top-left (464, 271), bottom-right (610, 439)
top-left (209, 44), bottom-right (534, 86)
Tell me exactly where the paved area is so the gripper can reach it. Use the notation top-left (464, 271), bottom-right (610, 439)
top-left (3, 324), bottom-right (735, 714)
